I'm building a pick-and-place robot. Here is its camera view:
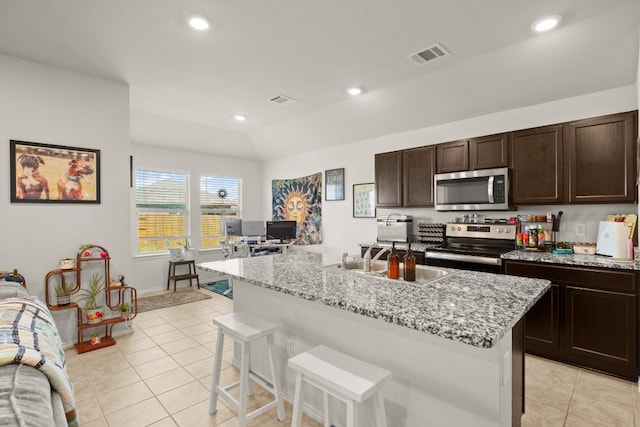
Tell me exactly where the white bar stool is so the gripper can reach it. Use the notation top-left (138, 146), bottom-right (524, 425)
top-left (209, 312), bottom-right (286, 426)
top-left (288, 345), bottom-right (392, 427)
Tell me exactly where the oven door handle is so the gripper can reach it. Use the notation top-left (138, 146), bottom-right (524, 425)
top-left (487, 176), bottom-right (494, 203)
top-left (426, 251), bottom-right (502, 266)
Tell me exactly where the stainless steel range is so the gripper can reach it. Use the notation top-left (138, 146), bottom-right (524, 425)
top-left (425, 221), bottom-right (517, 273)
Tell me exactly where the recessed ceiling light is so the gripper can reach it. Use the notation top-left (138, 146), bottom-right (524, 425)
top-left (532, 15), bottom-right (561, 33)
top-left (188, 15), bottom-right (211, 31)
top-left (234, 115), bottom-right (247, 122)
top-left (347, 87), bottom-right (363, 96)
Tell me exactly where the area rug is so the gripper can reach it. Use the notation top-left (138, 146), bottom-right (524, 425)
top-left (137, 289), bottom-right (212, 313)
top-left (201, 280), bottom-right (233, 300)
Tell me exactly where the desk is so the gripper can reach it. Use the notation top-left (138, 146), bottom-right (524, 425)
top-left (167, 260), bottom-right (200, 291)
top-left (221, 241), bottom-right (294, 259)
top-left (248, 241), bottom-right (293, 256)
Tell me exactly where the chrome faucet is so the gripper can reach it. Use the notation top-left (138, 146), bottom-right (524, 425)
top-left (341, 252), bottom-right (349, 270)
top-left (363, 245), bottom-right (389, 272)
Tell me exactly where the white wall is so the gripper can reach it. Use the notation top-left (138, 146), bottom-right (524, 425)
top-left (129, 144), bottom-right (263, 291)
top-left (262, 85), bottom-right (639, 256)
top-left (0, 54), bottom-right (263, 347)
top-left (0, 54), bottom-right (130, 344)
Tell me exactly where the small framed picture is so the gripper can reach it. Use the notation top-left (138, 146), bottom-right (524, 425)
top-left (353, 183), bottom-right (376, 218)
top-left (325, 168), bottom-right (345, 201)
top-left (10, 140), bottom-right (100, 204)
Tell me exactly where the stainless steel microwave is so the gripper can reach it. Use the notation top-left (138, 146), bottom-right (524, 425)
top-left (434, 167), bottom-right (510, 211)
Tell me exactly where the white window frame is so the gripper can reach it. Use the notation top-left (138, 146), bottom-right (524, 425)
top-left (134, 168), bottom-right (190, 256)
top-left (200, 175), bottom-right (241, 249)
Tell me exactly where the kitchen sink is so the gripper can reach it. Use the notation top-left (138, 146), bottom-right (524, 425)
top-left (341, 259), bottom-right (388, 273)
top-left (335, 259), bottom-right (457, 284)
top-left (412, 265), bottom-right (454, 282)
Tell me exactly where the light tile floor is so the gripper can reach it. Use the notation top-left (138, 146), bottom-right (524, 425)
top-left (65, 288), bottom-right (639, 427)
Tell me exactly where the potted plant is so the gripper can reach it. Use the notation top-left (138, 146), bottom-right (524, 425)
top-left (121, 302), bottom-right (133, 329)
top-left (120, 302), bottom-right (131, 320)
top-left (78, 272), bottom-right (104, 324)
top-left (90, 332), bottom-right (101, 345)
top-left (54, 279), bottom-right (75, 306)
top-left (177, 238), bottom-right (195, 260)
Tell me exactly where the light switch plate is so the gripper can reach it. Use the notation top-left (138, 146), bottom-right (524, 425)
top-left (575, 223), bottom-right (586, 236)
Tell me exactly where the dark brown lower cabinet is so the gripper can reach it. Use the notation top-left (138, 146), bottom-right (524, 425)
top-left (503, 260), bottom-right (638, 380)
top-left (524, 284), bottom-right (560, 353)
top-left (512, 318), bottom-right (524, 427)
top-left (565, 286), bottom-right (636, 372)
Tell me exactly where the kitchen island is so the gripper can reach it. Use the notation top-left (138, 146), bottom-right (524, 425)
top-left (199, 251), bottom-right (549, 427)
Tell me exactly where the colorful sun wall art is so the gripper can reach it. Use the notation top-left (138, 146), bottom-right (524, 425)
top-left (272, 172), bottom-right (322, 245)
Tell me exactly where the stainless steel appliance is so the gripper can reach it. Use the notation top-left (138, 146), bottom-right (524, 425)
top-left (425, 221), bottom-right (517, 273)
top-left (377, 214), bottom-right (413, 242)
top-left (434, 167), bottom-right (510, 211)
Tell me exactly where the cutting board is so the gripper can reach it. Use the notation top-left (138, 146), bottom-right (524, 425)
top-left (605, 214), bottom-right (637, 239)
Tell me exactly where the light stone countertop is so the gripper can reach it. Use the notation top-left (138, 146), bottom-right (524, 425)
top-left (198, 251), bottom-right (549, 349)
top-left (359, 242), bottom-right (434, 252)
top-left (501, 250), bottom-right (640, 270)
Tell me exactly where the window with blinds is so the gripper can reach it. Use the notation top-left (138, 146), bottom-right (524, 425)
top-left (200, 176), bottom-right (240, 248)
top-left (136, 169), bottom-right (189, 254)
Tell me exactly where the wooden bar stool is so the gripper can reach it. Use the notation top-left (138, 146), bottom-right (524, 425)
top-left (288, 345), bottom-right (392, 427)
top-left (167, 260), bottom-right (200, 291)
top-left (209, 312), bottom-right (285, 427)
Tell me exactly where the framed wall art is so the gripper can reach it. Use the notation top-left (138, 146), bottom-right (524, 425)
top-left (353, 183), bottom-right (375, 218)
top-left (325, 168), bottom-right (344, 201)
top-left (10, 140), bottom-right (101, 204)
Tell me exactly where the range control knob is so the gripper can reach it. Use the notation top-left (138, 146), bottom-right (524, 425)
top-left (457, 226), bottom-right (462, 232)
top-left (497, 227), bottom-right (503, 233)
top-left (450, 226), bottom-right (456, 232)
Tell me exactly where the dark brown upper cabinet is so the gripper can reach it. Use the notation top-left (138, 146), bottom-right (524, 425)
top-left (375, 110), bottom-right (637, 209)
top-left (375, 151), bottom-right (403, 207)
top-left (565, 111), bottom-right (637, 204)
top-left (469, 133), bottom-right (509, 170)
top-left (403, 146), bottom-right (436, 207)
top-left (511, 124), bottom-right (564, 205)
top-left (436, 140), bottom-right (468, 173)
top-left (375, 147), bottom-right (436, 208)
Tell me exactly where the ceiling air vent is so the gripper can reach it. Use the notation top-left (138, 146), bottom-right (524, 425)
top-left (269, 94), bottom-right (296, 104)
top-left (408, 43), bottom-right (450, 65)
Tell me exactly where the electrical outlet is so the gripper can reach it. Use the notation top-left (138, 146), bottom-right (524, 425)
top-left (286, 338), bottom-right (294, 357)
top-left (575, 223), bottom-right (586, 237)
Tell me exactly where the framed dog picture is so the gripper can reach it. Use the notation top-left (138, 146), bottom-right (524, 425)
top-left (10, 140), bottom-right (101, 204)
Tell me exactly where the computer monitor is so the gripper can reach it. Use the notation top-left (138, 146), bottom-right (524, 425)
top-left (266, 220), bottom-right (297, 243)
top-left (222, 219), bottom-right (242, 237)
top-left (242, 220), bottom-right (265, 237)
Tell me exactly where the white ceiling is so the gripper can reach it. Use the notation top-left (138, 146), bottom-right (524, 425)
top-left (0, 1), bottom-right (638, 160)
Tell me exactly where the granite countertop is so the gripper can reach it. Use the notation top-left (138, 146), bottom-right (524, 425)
top-left (198, 251), bottom-right (549, 349)
top-left (502, 250), bottom-right (640, 271)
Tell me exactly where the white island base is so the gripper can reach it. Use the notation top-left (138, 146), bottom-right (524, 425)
top-left (232, 279), bottom-right (522, 427)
